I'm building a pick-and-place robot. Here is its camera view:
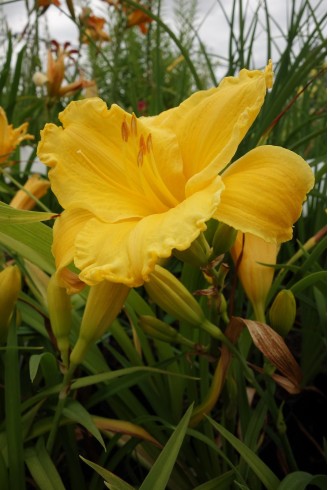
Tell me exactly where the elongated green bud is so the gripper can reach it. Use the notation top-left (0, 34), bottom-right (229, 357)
top-left (145, 265), bottom-right (206, 327)
top-left (269, 289), bottom-right (296, 337)
top-left (70, 281), bottom-right (129, 367)
top-left (0, 265), bottom-right (21, 341)
top-left (139, 315), bottom-right (195, 348)
top-left (174, 233), bottom-right (211, 267)
top-left (212, 223), bottom-right (237, 256)
top-left (47, 274), bottom-right (72, 367)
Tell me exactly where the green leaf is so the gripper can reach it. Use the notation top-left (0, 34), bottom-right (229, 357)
top-left (277, 471), bottom-right (326, 490)
top-left (139, 404), bottom-right (194, 490)
top-left (62, 399), bottom-right (105, 449)
top-left (0, 221), bottom-right (54, 274)
top-left (0, 202), bottom-right (54, 223)
top-left (80, 456), bottom-right (135, 490)
top-left (207, 418), bottom-right (280, 490)
top-left (24, 438), bottom-right (66, 490)
top-left (193, 470), bottom-right (236, 490)
top-left (291, 271), bottom-right (327, 295)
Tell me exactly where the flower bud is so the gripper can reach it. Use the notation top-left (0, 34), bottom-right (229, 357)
top-left (145, 265), bottom-right (206, 327)
top-left (269, 289), bottom-right (296, 337)
top-left (70, 281), bottom-right (129, 367)
top-left (212, 223), bottom-right (237, 256)
top-left (173, 233), bottom-right (211, 267)
top-left (0, 265), bottom-right (21, 341)
top-left (47, 274), bottom-right (72, 367)
top-left (139, 315), bottom-right (195, 348)
top-left (230, 232), bottom-right (278, 322)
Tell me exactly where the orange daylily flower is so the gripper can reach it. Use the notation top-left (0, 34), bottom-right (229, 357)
top-left (0, 107), bottom-right (34, 166)
top-left (126, 7), bottom-right (153, 34)
top-left (37, 0), bottom-right (60, 7)
top-left (104, 0), bottom-right (153, 34)
top-left (79, 8), bottom-right (110, 44)
top-left (33, 41), bottom-right (95, 98)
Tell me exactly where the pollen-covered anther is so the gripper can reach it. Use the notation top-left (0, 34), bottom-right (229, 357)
top-left (146, 133), bottom-right (152, 152)
top-left (131, 113), bottom-right (137, 136)
top-left (121, 119), bottom-right (129, 142)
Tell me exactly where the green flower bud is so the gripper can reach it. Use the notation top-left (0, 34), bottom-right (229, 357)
top-left (0, 265), bottom-right (21, 341)
top-left (145, 265), bottom-right (206, 327)
top-left (174, 233), bottom-right (211, 267)
top-left (269, 289), bottom-right (296, 337)
top-left (70, 281), bottom-right (129, 367)
top-left (212, 223), bottom-right (237, 256)
top-left (139, 315), bottom-right (195, 348)
top-left (47, 274), bottom-right (72, 367)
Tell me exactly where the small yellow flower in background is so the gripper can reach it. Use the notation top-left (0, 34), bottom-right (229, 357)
top-left (33, 41), bottom-right (95, 98)
top-left (231, 232), bottom-right (278, 321)
top-left (0, 265), bottom-right (21, 340)
top-left (9, 174), bottom-right (50, 211)
top-left (37, 62), bottom-right (314, 363)
top-left (79, 8), bottom-right (111, 44)
top-left (0, 107), bottom-right (34, 166)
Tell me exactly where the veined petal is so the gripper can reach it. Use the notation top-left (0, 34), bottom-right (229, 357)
top-left (215, 145), bottom-right (315, 243)
top-left (38, 98), bottom-right (186, 221)
top-left (146, 62), bottom-right (273, 194)
top-left (74, 177), bottom-right (224, 287)
top-left (52, 208), bottom-right (93, 292)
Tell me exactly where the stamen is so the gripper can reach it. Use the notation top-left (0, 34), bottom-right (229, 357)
top-left (146, 133), bottom-right (152, 152)
top-left (137, 149), bottom-right (143, 167)
top-left (131, 113), bottom-right (137, 136)
top-left (139, 135), bottom-right (146, 154)
top-left (121, 120), bottom-right (129, 142)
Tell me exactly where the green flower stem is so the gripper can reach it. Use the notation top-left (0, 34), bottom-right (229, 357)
top-left (45, 364), bottom-right (77, 454)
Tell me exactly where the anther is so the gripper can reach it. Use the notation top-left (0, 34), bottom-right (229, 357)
top-left (137, 149), bottom-right (143, 167)
top-left (121, 120), bottom-right (129, 142)
top-left (146, 133), bottom-right (152, 152)
top-left (131, 113), bottom-right (137, 136)
top-left (139, 135), bottom-right (146, 154)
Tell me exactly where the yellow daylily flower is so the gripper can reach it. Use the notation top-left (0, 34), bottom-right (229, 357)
top-left (0, 107), bottom-right (34, 166)
top-left (9, 173), bottom-right (50, 210)
top-left (230, 232), bottom-right (278, 321)
top-left (37, 62), bottom-right (314, 295)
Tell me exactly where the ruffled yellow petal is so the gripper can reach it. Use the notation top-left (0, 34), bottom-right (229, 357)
top-left (215, 145), bottom-right (315, 243)
top-left (74, 178), bottom-right (224, 287)
top-left (38, 98), bottom-right (186, 221)
top-left (52, 208), bottom-right (93, 292)
top-left (146, 62), bottom-right (273, 195)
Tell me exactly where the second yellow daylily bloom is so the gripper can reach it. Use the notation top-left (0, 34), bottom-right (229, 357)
top-left (37, 62), bottom-right (314, 298)
top-left (0, 107), bottom-right (34, 166)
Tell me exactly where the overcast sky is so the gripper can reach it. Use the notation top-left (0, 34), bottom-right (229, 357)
top-left (1, 0), bottom-right (326, 74)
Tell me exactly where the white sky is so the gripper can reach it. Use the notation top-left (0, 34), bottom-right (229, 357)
top-left (1, 0), bottom-right (326, 74)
